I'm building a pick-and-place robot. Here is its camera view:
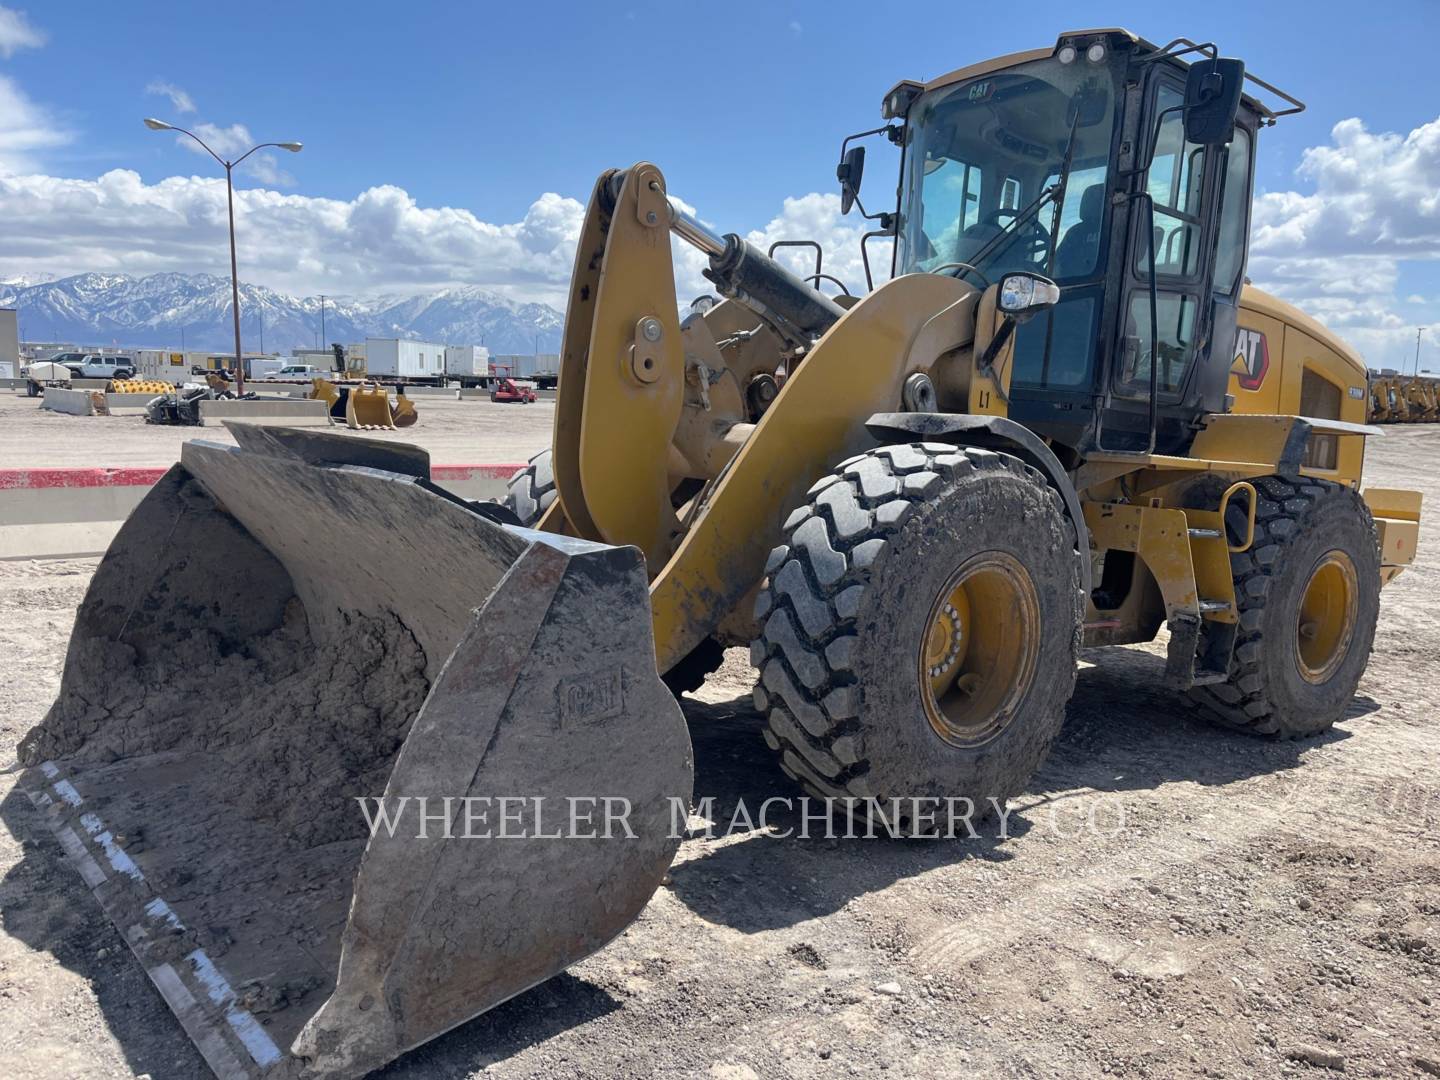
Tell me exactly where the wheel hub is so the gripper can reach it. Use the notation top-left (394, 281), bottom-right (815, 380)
top-left (919, 552), bottom-right (1041, 748)
top-left (1296, 550), bottom-right (1359, 684)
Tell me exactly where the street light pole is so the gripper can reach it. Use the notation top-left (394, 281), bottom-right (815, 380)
top-left (144, 118), bottom-right (301, 395)
top-left (223, 163), bottom-right (244, 388)
top-left (1416, 327), bottom-right (1426, 377)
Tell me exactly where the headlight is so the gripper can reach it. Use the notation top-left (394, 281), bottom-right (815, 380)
top-left (998, 273), bottom-right (1061, 316)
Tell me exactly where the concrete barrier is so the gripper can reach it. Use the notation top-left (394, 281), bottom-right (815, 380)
top-left (396, 384), bottom-right (458, 398)
top-left (0, 462), bottom-right (524, 559)
top-left (430, 463), bottom-right (523, 501)
top-left (41, 387), bottom-right (101, 415)
top-left (72, 378), bottom-right (111, 390)
top-left (104, 392), bottom-right (162, 415)
top-left (198, 398), bottom-right (332, 426)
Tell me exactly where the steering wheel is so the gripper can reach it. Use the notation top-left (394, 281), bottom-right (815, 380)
top-left (981, 208), bottom-right (1051, 261)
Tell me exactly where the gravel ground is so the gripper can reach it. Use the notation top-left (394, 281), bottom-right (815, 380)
top-left (1, 412), bottom-right (1438, 1080)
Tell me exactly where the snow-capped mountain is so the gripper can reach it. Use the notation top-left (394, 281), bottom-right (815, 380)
top-left (0, 273), bottom-right (565, 354)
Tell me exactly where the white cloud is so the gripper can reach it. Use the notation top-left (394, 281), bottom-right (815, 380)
top-left (145, 80), bottom-right (196, 114)
top-left (0, 8), bottom-right (63, 175)
top-left (0, 74), bottom-right (68, 174)
top-left (1, 73), bottom-right (1437, 370)
top-left (0, 5), bottom-right (44, 57)
top-left (170, 122), bottom-right (297, 185)
top-left (0, 160), bottom-right (881, 312)
top-left (1249, 115), bottom-right (1440, 370)
top-left (182, 122), bottom-right (257, 159)
top-left (0, 169), bottom-right (588, 305)
top-left (239, 151), bottom-right (294, 187)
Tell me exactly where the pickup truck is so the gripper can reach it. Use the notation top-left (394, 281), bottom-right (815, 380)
top-left (51, 352), bottom-right (136, 380)
top-left (262, 364), bottom-right (327, 381)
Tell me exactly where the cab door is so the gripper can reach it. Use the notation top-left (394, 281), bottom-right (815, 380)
top-left (1100, 68), bottom-right (1226, 451)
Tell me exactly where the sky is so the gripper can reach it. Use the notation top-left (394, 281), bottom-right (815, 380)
top-left (1, 0), bottom-right (1439, 371)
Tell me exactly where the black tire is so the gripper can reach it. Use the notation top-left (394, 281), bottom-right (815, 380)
top-left (1189, 477), bottom-right (1380, 737)
top-left (501, 448), bottom-right (723, 698)
top-left (26, 380), bottom-right (40, 398)
top-left (750, 444), bottom-right (1082, 824)
top-left (503, 449), bottom-right (557, 527)
top-left (662, 637), bottom-right (726, 698)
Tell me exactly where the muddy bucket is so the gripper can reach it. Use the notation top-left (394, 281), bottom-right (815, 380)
top-left (16, 424), bottom-right (692, 1079)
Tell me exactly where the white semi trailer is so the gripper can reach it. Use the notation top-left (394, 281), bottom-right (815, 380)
top-left (444, 345), bottom-right (492, 388)
top-left (365, 338), bottom-right (448, 382)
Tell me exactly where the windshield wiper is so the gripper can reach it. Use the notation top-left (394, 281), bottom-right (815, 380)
top-left (946, 183), bottom-right (1061, 288)
top-left (947, 101), bottom-right (1086, 287)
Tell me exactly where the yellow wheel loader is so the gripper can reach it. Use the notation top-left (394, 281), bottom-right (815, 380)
top-left (18, 28), bottom-right (1423, 1080)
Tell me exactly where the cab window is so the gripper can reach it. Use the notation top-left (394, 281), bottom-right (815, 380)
top-left (1124, 292), bottom-right (1197, 393)
top-left (916, 156), bottom-right (983, 244)
top-left (1044, 164), bottom-right (1109, 280)
top-left (1139, 84), bottom-right (1206, 279)
top-left (1212, 126), bottom-right (1252, 295)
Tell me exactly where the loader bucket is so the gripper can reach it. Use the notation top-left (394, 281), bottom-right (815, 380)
top-left (17, 424), bottom-right (692, 1080)
top-left (392, 390), bottom-right (418, 429)
top-left (308, 376), bottom-right (341, 410)
top-left (345, 382), bottom-right (395, 429)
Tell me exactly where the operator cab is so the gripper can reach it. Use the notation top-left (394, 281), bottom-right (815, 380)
top-left (862, 30), bottom-right (1301, 458)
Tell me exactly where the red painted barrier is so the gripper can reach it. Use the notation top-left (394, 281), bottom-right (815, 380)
top-left (0, 464), bottom-right (525, 491)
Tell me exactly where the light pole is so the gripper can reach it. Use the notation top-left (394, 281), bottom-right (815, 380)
top-left (144, 118), bottom-right (301, 394)
top-left (1415, 327), bottom-right (1426, 377)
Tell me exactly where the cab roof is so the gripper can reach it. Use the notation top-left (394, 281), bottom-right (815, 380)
top-left (892, 28), bottom-right (1300, 125)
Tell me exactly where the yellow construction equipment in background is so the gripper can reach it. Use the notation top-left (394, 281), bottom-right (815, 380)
top-left (1369, 374), bottom-right (1440, 423)
top-left (345, 381), bottom-right (396, 429)
top-left (109, 379), bottom-right (173, 394)
top-left (309, 376), bottom-right (419, 429)
top-left (20, 27), bottom-right (1425, 1080)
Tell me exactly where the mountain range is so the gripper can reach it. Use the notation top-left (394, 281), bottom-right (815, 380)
top-left (0, 273), bottom-right (565, 355)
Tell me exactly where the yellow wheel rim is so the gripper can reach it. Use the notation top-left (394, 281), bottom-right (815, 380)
top-left (919, 552), bottom-right (1041, 748)
top-left (1296, 550), bottom-right (1358, 684)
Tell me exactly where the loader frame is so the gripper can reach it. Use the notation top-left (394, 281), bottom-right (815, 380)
top-left (539, 155), bottom-right (1416, 689)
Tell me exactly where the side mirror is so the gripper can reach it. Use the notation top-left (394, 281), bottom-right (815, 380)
top-left (997, 272), bottom-right (1060, 323)
top-left (1184, 57), bottom-right (1244, 145)
top-left (837, 145), bottom-right (866, 215)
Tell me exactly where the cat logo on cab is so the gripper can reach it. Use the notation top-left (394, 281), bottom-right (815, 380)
top-left (1232, 326), bottom-right (1269, 391)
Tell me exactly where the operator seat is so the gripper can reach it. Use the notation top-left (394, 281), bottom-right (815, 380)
top-left (1053, 184), bottom-right (1104, 279)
